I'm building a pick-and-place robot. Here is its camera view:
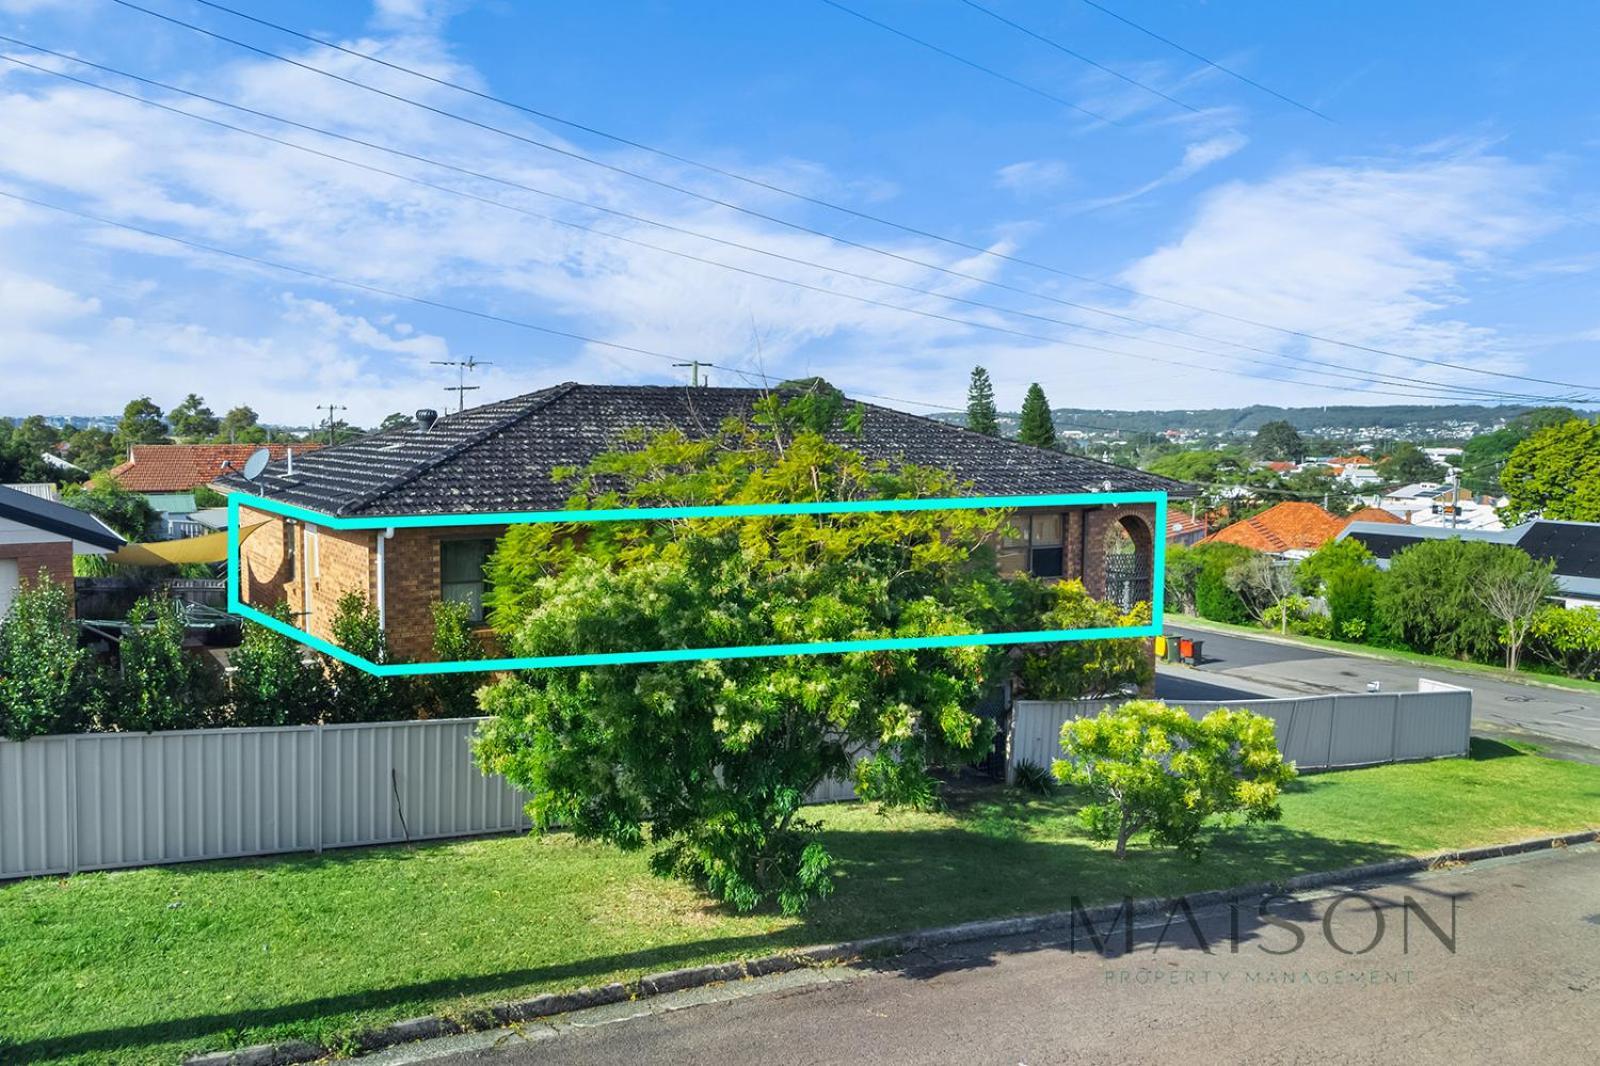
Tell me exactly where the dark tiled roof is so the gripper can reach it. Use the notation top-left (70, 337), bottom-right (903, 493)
top-left (219, 383), bottom-right (1191, 517)
top-left (0, 484), bottom-right (125, 550)
top-left (1341, 519), bottom-right (1600, 587)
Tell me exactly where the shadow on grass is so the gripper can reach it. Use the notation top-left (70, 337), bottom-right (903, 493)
top-left (1469, 737), bottom-right (1527, 760)
top-left (11, 789), bottom-right (1425, 1063)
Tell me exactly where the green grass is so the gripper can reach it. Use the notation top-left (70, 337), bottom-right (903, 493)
top-left (3, 740), bottom-right (1598, 1064)
top-left (1168, 612), bottom-right (1600, 696)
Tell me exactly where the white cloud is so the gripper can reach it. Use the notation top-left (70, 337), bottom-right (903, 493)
top-left (995, 160), bottom-right (1072, 195)
top-left (1076, 131), bottom-right (1249, 212)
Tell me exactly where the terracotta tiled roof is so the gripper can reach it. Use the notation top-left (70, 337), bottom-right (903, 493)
top-left (1341, 506), bottom-right (1404, 526)
top-left (107, 444), bottom-right (321, 493)
top-left (1167, 512), bottom-right (1207, 539)
top-left (1199, 501), bottom-right (1346, 553)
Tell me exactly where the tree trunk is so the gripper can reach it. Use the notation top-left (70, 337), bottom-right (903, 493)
top-left (1115, 820), bottom-right (1132, 859)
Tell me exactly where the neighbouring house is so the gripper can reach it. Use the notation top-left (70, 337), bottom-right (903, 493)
top-left (2, 483), bottom-right (61, 503)
top-left (1167, 511), bottom-right (1208, 547)
top-left (1378, 481), bottom-right (1447, 521)
top-left (1327, 455), bottom-right (1382, 488)
top-left (108, 444), bottom-right (323, 540)
top-left (1403, 487), bottom-right (1508, 532)
top-left (1196, 500), bottom-right (1396, 559)
top-left (1339, 519), bottom-right (1600, 609)
top-left (221, 383), bottom-right (1191, 661)
top-left (108, 443), bottom-right (321, 494)
top-left (0, 483), bottom-right (125, 617)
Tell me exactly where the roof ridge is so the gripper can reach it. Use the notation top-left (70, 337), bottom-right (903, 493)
top-left (338, 383), bottom-right (579, 516)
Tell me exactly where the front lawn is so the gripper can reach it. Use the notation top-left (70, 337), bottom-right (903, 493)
top-left (3, 740), bottom-right (1598, 1064)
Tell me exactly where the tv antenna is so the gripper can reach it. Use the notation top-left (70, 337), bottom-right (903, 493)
top-left (316, 402), bottom-right (348, 445)
top-left (432, 354), bottom-right (493, 412)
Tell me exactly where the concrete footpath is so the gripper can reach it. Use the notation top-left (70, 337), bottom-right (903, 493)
top-left (360, 844), bottom-right (1600, 1066)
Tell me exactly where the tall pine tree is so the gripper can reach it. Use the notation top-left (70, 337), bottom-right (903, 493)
top-left (965, 366), bottom-right (999, 436)
top-left (1017, 383), bottom-right (1057, 450)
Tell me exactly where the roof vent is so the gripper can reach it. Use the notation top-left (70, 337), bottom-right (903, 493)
top-left (415, 408), bottom-right (439, 431)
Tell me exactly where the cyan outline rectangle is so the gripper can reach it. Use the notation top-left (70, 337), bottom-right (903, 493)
top-left (227, 490), bottom-right (1167, 676)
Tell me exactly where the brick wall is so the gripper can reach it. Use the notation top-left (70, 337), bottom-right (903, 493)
top-left (0, 541), bottom-right (76, 614)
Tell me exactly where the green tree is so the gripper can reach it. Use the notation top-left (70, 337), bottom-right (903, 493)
top-left (1015, 581), bottom-right (1152, 699)
top-left (1460, 407), bottom-right (1577, 494)
top-left (377, 412), bottom-right (415, 433)
top-left (117, 597), bottom-right (215, 732)
top-left (474, 397), bottom-right (1006, 913)
top-left (964, 366), bottom-right (1000, 436)
top-left (1376, 442), bottom-right (1444, 486)
top-left (1017, 383), bottom-right (1057, 449)
top-left (168, 393), bottom-right (220, 440)
top-left (228, 605), bottom-right (331, 726)
top-left (1143, 449), bottom-right (1245, 485)
top-left (64, 427), bottom-right (119, 473)
top-left (114, 397), bottom-right (169, 450)
top-left (62, 479), bottom-right (155, 540)
top-left (1374, 539), bottom-right (1543, 662)
top-left (326, 593), bottom-right (413, 722)
top-left (1251, 420), bottom-right (1306, 462)
top-left (426, 599), bottom-right (486, 718)
top-left (1297, 538), bottom-right (1380, 641)
top-left (1499, 419), bottom-right (1600, 523)
top-left (216, 405), bottom-right (261, 443)
top-left (1186, 541), bottom-right (1255, 623)
top-left (1472, 555), bottom-right (1558, 671)
top-left (1053, 699), bottom-right (1294, 859)
top-left (0, 573), bottom-right (104, 738)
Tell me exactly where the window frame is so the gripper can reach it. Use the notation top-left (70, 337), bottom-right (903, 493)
top-left (439, 538), bottom-right (495, 625)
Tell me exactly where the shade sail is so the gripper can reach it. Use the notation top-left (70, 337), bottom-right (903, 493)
top-left (105, 523), bottom-right (266, 566)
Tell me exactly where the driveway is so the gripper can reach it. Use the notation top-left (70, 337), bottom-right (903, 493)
top-left (360, 844), bottom-right (1600, 1065)
top-left (1164, 625), bottom-right (1600, 758)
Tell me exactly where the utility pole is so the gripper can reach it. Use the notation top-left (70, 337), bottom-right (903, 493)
top-left (316, 402), bottom-right (347, 446)
top-left (1449, 468), bottom-right (1461, 530)
top-left (431, 354), bottom-right (494, 413)
top-left (673, 360), bottom-right (712, 387)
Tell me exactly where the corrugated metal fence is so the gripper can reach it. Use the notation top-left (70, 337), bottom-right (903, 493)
top-left (0, 718), bottom-right (861, 880)
top-left (1009, 679), bottom-right (1472, 782)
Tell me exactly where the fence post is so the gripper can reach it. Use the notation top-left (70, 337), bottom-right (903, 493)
top-left (313, 724), bottom-right (324, 855)
top-left (1389, 694), bottom-right (1402, 763)
top-left (66, 734), bottom-right (80, 875)
top-left (1323, 699), bottom-right (1337, 770)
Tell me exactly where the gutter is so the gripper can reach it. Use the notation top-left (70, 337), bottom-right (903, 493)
top-left (375, 527), bottom-right (395, 630)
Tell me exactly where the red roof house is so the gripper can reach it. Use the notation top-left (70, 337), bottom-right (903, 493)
top-left (1199, 501), bottom-right (1347, 555)
top-left (107, 444), bottom-right (321, 493)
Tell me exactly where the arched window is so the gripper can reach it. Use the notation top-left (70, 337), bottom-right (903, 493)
top-left (1103, 514), bottom-right (1153, 610)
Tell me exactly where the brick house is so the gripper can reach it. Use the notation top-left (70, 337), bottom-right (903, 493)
top-left (223, 384), bottom-right (1189, 661)
top-left (109, 443), bottom-right (321, 494)
top-left (0, 484), bottom-right (125, 617)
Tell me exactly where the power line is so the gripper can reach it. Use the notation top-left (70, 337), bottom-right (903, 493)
top-left (816, 0), bottom-right (1117, 123)
top-left (5, 48), bottom-right (1575, 407)
top-left (954, 0), bottom-right (1199, 114)
top-left (104, 1), bottom-right (1600, 394)
top-left (1072, 0), bottom-right (1333, 121)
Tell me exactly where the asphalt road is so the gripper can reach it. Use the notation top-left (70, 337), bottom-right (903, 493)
top-left (366, 845), bottom-right (1600, 1065)
top-left (1163, 625), bottom-right (1600, 757)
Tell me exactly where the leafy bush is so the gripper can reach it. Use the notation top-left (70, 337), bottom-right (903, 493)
top-left (1297, 538), bottom-right (1380, 641)
top-left (62, 479), bottom-right (157, 541)
top-left (1015, 579), bottom-right (1152, 699)
top-left (475, 396), bottom-right (1002, 914)
top-left (228, 604), bottom-right (330, 726)
top-left (0, 573), bottom-right (104, 739)
top-left (1053, 699), bottom-right (1295, 859)
top-left (1374, 539), bottom-right (1547, 663)
top-left (1012, 759), bottom-right (1055, 795)
top-left (325, 593), bottom-right (413, 723)
top-left (1527, 605), bottom-right (1600, 681)
top-left (116, 596), bottom-right (218, 731)
top-left (1261, 596), bottom-right (1331, 639)
top-left (1187, 542), bottom-right (1254, 624)
top-left (425, 600), bottom-right (487, 718)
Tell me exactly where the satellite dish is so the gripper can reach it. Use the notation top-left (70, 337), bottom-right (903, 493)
top-left (242, 448), bottom-right (271, 482)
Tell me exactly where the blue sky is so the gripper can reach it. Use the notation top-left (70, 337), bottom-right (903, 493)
top-left (1, 0), bottom-right (1597, 425)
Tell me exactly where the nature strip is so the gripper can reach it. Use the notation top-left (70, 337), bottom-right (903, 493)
top-left (184, 828), bottom-right (1600, 1066)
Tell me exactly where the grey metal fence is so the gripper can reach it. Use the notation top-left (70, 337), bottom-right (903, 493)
top-left (0, 718), bottom-right (862, 880)
top-left (1008, 681), bottom-right (1472, 783)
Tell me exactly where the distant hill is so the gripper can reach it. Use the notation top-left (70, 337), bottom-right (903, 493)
top-left (928, 403), bottom-right (1589, 440)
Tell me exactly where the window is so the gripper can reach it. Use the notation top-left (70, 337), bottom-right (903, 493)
top-left (1029, 514), bottom-right (1063, 578)
top-left (1000, 513), bottom-right (1065, 578)
top-left (440, 539), bottom-right (494, 624)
